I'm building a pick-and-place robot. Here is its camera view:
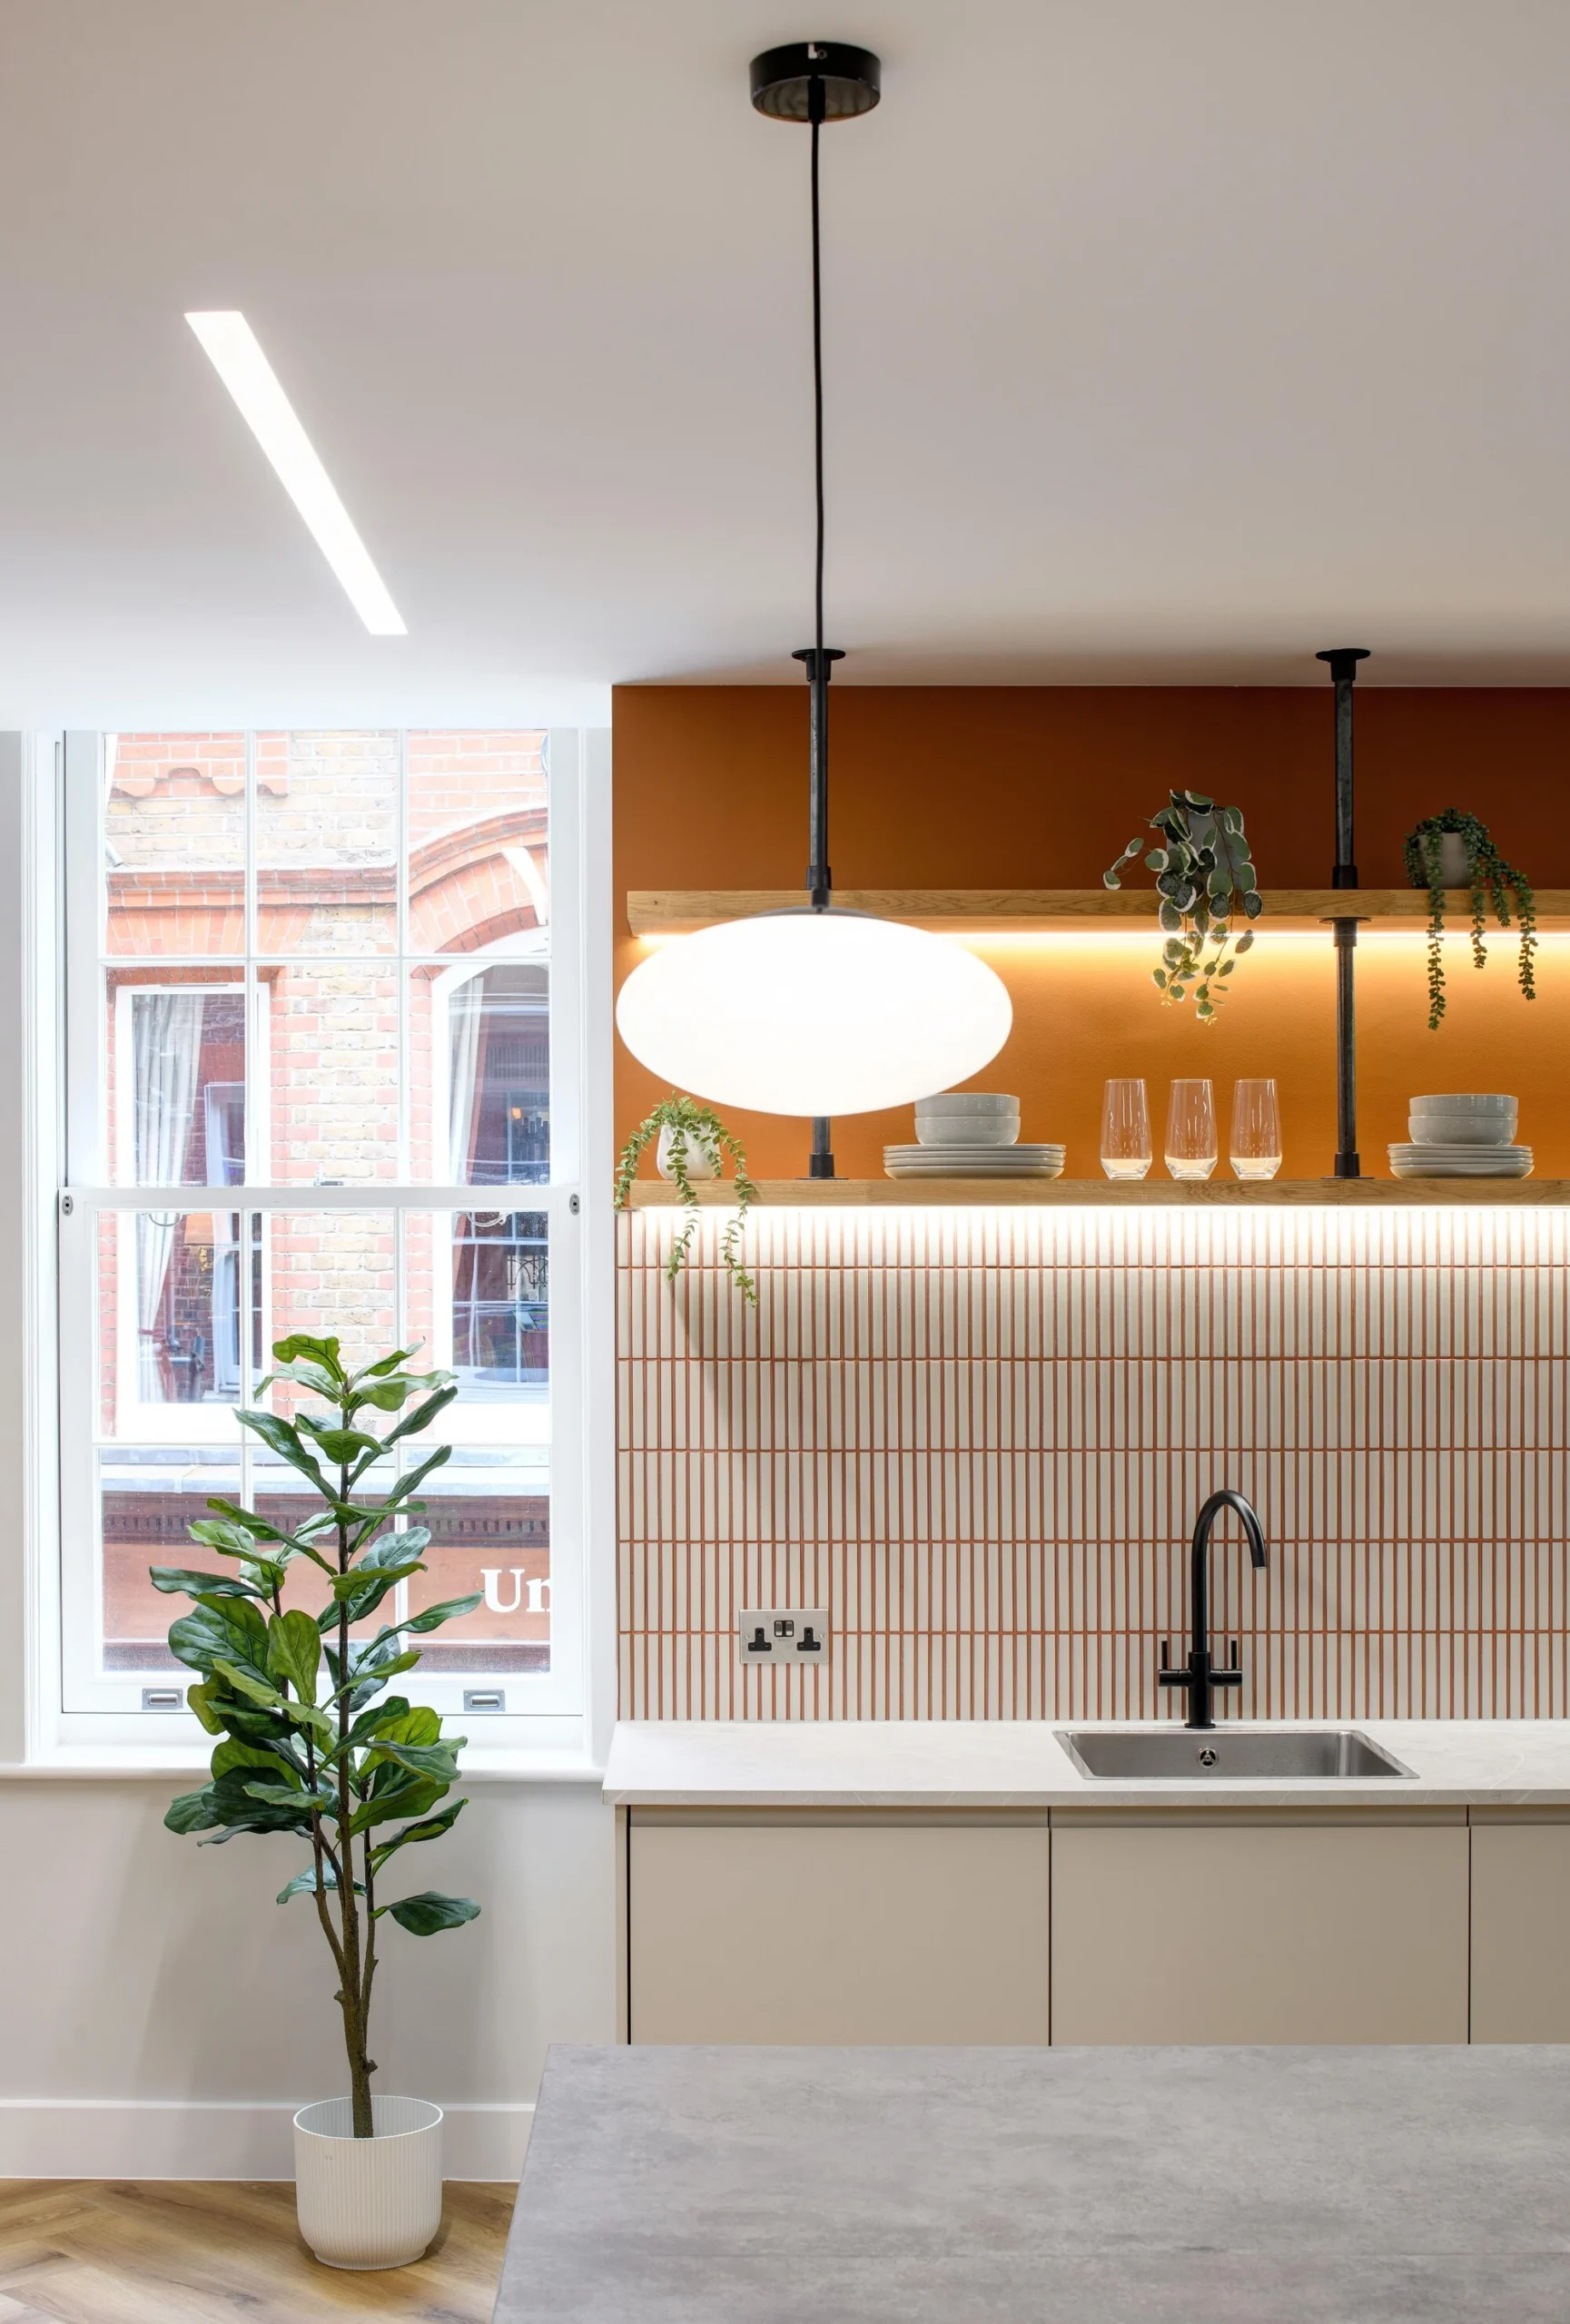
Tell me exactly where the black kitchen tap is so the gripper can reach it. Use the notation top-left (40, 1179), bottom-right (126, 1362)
top-left (1158, 1490), bottom-right (1268, 1731)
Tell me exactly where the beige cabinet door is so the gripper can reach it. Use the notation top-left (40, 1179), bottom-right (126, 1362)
top-left (628, 1818), bottom-right (1051, 2044)
top-left (1471, 1820), bottom-right (1570, 2043)
top-left (1052, 1819), bottom-right (1469, 2044)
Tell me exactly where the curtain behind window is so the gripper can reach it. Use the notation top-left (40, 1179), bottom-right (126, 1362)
top-left (133, 991), bottom-right (204, 1398)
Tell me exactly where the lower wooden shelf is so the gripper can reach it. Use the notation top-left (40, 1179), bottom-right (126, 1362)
top-left (625, 1177), bottom-right (1570, 1208)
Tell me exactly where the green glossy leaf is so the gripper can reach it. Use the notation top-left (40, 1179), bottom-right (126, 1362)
top-left (149, 1565), bottom-right (259, 1601)
top-left (402, 1592), bottom-right (482, 1635)
top-left (211, 1738), bottom-right (297, 1784)
top-left (297, 1419), bottom-right (385, 1465)
top-left (195, 1768), bottom-right (314, 1842)
top-left (244, 1778), bottom-right (335, 1813)
top-left (188, 1518), bottom-right (270, 1554)
top-left (167, 1595), bottom-right (271, 1680)
top-left (377, 1387), bottom-right (459, 1453)
top-left (323, 1564), bottom-right (410, 1627)
top-left (1235, 928), bottom-right (1256, 952)
top-left (234, 1409), bottom-right (331, 1494)
top-left (165, 1787), bottom-right (221, 1835)
top-left (271, 1331), bottom-right (342, 1371)
top-left (360, 1528), bottom-right (432, 1571)
top-left (185, 1679), bottom-right (225, 1736)
top-left (212, 1657), bottom-right (284, 1710)
top-left (277, 1864), bottom-right (333, 1904)
top-left (369, 1796), bottom-right (468, 1870)
top-left (349, 1773), bottom-right (447, 1835)
top-left (352, 1345), bottom-right (422, 1384)
top-left (267, 1609), bottom-right (321, 1701)
top-left (382, 1891), bottom-right (480, 1935)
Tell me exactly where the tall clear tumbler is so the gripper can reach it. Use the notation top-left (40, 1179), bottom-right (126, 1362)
top-left (1101, 1078), bottom-right (1152, 1181)
top-left (1165, 1078), bottom-right (1218, 1182)
top-left (1229, 1078), bottom-right (1282, 1180)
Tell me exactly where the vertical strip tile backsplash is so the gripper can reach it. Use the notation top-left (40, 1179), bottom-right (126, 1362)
top-left (617, 1206), bottom-right (1570, 1721)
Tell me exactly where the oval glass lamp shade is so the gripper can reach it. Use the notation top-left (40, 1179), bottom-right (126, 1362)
top-left (616, 911), bottom-right (1013, 1118)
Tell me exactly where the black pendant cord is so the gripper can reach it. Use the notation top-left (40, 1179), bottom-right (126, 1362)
top-left (796, 74), bottom-right (841, 1177)
top-left (1318, 645), bottom-right (1370, 1179)
top-left (753, 41), bottom-right (881, 1183)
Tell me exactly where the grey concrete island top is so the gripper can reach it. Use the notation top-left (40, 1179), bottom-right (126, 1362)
top-left (604, 1717), bottom-right (1570, 1810)
top-left (497, 2043), bottom-right (1570, 2323)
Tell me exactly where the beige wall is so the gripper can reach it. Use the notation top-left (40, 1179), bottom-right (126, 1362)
top-left (0, 1776), bottom-right (616, 2174)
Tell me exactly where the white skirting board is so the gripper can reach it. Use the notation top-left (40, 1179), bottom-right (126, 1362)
top-left (0, 2098), bottom-right (534, 2180)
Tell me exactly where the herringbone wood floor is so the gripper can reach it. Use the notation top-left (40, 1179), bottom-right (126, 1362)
top-left (0, 2179), bottom-right (513, 2322)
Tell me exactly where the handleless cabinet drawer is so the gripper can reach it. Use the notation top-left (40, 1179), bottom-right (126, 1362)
top-left (1051, 1819), bottom-right (1469, 2045)
top-left (627, 1817), bottom-right (1051, 2045)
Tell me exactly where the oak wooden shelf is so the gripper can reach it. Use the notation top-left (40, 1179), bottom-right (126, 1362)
top-left (627, 888), bottom-right (1570, 937)
top-left (626, 1178), bottom-right (1570, 1209)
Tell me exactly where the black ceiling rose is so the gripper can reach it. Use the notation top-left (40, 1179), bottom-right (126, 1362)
top-left (749, 42), bottom-right (881, 123)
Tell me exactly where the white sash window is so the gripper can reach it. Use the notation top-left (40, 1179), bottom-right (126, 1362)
top-left (48, 728), bottom-right (611, 1760)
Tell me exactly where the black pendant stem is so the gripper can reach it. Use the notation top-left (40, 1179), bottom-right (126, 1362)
top-left (1317, 646), bottom-right (1370, 1179)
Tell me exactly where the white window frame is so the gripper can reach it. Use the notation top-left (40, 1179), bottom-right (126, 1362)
top-left (35, 726), bottom-right (612, 1770)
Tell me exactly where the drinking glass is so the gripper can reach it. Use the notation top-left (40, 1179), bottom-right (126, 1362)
top-left (1164, 1078), bottom-right (1218, 1181)
top-left (1229, 1078), bottom-right (1282, 1181)
top-left (1100, 1078), bottom-right (1152, 1180)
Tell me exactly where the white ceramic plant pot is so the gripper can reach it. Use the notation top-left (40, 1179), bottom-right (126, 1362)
top-left (1411, 832), bottom-right (1471, 888)
top-left (293, 2095), bottom-right (444, 2271)
top-left (657, 1125), bottom-right (719, 1181)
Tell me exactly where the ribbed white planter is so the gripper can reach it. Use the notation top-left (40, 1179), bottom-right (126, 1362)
top-left (657, 1124), bottom-right (719, 1180)
top-left (293, 2095), bottom-right (444, 2270)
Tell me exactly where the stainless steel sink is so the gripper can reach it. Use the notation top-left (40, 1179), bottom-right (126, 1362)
top-left (1057, 1728), bottom-right (1416, 1780)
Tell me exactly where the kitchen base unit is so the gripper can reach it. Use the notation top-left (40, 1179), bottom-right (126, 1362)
top-left (627, 1814), bottom-right (1052, 2045)
top-left (1470, 1810), bottom-right (1570, 2042)
top-left (1049, 1810), bottom-right (1470, 2045)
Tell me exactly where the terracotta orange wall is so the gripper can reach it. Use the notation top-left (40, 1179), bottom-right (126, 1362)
top-left (612, 687), bottom-right (1570, 1183)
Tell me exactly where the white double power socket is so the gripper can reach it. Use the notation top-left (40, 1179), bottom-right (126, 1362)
top-left (738, 1610), bottom-right (829, 1666)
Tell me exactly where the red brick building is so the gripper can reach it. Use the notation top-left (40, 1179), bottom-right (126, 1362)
top-left (94, 731), bottom-right (554, 1675)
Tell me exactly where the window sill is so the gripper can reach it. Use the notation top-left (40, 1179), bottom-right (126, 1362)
top-left (3, 1747), bottom-right (606, 1783)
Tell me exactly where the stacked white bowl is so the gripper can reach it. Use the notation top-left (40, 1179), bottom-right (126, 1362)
top-left (1389, 1094), bottom-right (1531, 1179)
top-left (885, 1093), bottom-right (1065, 1179)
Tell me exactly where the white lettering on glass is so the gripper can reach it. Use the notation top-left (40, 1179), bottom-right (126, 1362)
top-left (480, 1567), bottom-right (525, 1615)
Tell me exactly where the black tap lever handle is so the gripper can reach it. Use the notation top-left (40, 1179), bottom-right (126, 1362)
top-left (1210, 1668), bottom-right (1243, 1688)
top-left (1158, 1669), bottom-right (1191, 1689)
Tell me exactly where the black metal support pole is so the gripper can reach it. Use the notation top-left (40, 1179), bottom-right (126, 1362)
top-left (1316, 646), bottom-right (1370, 1178)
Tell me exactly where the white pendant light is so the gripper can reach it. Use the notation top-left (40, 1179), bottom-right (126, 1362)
top-left (617, 911), bottom-right (1012, 1118)
top-left (615, 42), bottom-right (1012, 1167)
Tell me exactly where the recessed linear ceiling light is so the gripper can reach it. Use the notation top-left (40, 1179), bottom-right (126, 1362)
top-left (184, 310), bottom-right (406, 635)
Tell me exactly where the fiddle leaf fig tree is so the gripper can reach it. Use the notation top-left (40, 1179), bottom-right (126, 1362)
top-left (1104, 791), bottom-right (1264, 1020)
top-left (159, 1334), bottom-right (482, 2140)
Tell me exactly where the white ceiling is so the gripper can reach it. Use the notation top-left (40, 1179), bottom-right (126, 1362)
top-left (4, 0), bottom-right (1570, 722)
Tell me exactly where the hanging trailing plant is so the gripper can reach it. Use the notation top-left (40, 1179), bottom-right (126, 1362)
top-left (614, 1092), bottom-right (757, 1305)
top-left (1104, 791), bottom-right (1264, 1020)
top-left (1402, 809), bottom-right (1537, 1030)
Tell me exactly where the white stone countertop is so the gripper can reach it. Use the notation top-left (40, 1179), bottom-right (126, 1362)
top-left (604, 1717), bottom-right (1570, 1810)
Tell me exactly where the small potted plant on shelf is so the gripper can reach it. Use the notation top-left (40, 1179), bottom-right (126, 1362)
top-left (159, 1333), bottom-right (481, 2273)
top-left (1403, 808), bottom-right (1537, 1029)
top-left (614, 1091), bottom-right (757, 1304)
top-left (1104, 791), bottom-right (1264, 1019)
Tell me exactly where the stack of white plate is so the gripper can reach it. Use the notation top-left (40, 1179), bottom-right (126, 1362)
top-left (1389, 1093), bottom-right (1531, 1179)
top-left (887, 1093), bottom-right (1065, 1179)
